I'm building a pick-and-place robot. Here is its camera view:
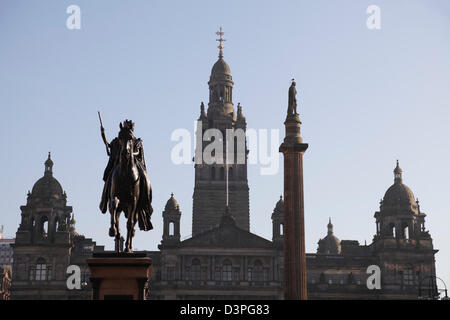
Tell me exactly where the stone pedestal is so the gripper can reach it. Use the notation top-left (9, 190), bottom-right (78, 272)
top-left (87, 252), bottom-right (152, 300)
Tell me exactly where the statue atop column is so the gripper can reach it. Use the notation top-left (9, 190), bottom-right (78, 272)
top-left (287, 79), bottom-right (298, 116)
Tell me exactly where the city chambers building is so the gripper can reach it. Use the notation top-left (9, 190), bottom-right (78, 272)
top-left (10, 44), bottom-right (438, 300)
top-left (146, 48), bottom-right (438, 300)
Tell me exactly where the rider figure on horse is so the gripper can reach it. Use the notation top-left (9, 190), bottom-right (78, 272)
top-left (99, 118), bottom-right (153, 236)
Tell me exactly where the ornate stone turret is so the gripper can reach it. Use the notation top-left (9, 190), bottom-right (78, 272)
top-left (160, 193), bottom-right (181, 247)
top-left (192, 28), bottom-right (250, 236)
top-left (374, 161), bottom-right (429, 241)
top-left (372, 161), bottom-right (437, 294)
top-left (271, 196), bottom-right (284, 248)
top-left (16, 153), bottom-right (72, 243)
top-left (12, 153), bottom-right (73, 299)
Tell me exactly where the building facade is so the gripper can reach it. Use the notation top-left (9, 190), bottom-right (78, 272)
top-left (0, 228), bottom-right (14, 268)
top-left (11, 153), bottom-right (104, 300)
top-left (148, 44), bottom-right (438, 300)
top-left (6, 37), bottom-right (439, 301)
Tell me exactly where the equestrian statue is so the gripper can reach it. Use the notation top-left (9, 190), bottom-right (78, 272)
top-left (98, 113), bottom-right (153, 253)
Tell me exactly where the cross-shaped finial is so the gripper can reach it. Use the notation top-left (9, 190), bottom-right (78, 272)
top-left (216, 27), bottom-right (226, 58)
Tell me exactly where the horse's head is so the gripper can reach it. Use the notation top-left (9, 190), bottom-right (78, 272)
top-left (118, 128), bottom-right (138, 167)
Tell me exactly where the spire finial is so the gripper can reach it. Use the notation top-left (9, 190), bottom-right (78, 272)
top-left (327, 218), bottom-right (333, 235)
top-left (216, 26), bottom-right (226, 58)
top-left (394, 159), bottom-right (402, 183)
top-left (199, 102), bottom-right (206, 119)
top-left (44, 152), bottom-right (54, 175)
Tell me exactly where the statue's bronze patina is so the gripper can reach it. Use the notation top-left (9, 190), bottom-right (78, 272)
top-left (99, 114), bottom-right (153, 253)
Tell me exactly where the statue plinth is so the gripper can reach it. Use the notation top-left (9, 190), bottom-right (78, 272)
top-left (87, 252), bottom-right (152, 300)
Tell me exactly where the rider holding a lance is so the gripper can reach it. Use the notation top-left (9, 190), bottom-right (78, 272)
top-left (98, 112), bottom-right (153, 237)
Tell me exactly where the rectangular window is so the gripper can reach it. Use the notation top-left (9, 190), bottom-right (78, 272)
top-left (403, 269), bottom-right (414, 286)
top-left (166, 267), bottom-right (175, 281)
top-left (36, 264), bottom-right (46, 281)
top-left (222, 265), bottom-right (232, 281)
top-left (214, 267), bottom-right (221, 281)
top-left (233, 268), bottom-right (240, 281)
top-left (247, 267), bottom-right (252, 281)
top-left (201, 267), bottom-right (207, 281)
top-left (185, 267), bottom-right (190, 281)
top-left (263, 269), bottom-right (269, 282)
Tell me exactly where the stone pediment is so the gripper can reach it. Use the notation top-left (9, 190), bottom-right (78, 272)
top-left (180, 215), bottom-right (274, 249)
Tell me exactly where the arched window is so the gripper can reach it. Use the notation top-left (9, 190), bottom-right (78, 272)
top-left (220, 167), bottom-right (225, 180)
top-left (402, 223), bottom-right (409, 239)
top-left (191, 259), bottom-right (201, 281)
top-left (169, 222), bottom-right (175, 236)
top-left (211, 167), bottom-right (216, 180)
top-left (253, 260), bottom-right (263, 282)
top-left (30, 217), bottom-right (35, 231)
top-left (222, 260), bottom-right (232, 281)
top-left (389, 223), bottom-right (395, 237)
top-left (279, 223), bottom-right (283, 236)
top-left (229, 167), bottom-right (233, 180)
top-left (55, 217), bottom-right (60, 232)
top-left (41, 217), bottom-right (49, 237)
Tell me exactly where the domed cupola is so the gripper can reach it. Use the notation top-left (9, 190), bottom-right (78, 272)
top-left (373, 161), bottom-right (429, 241)
top-left (30, 153), bottom-right (64, 201)
top-left (272, 196), bottom-right (284, 247)
top-left (164, 193), bottom-right (179, 211)
top-left (207, 27), bottom-right (234, 116)
top-left (161, 193), bottom-right (182, 247)
top-left (317, 218), bottom-right (341, 254)
top-left (381, 160), bottom-right (418, 212)
top-left (16, 153), bottom-right (73, 245)
top-left (211, 57), bottom-right (231, 79)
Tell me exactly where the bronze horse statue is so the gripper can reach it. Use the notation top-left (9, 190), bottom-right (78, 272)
top-left (99, 117), bottom-right (153, 253)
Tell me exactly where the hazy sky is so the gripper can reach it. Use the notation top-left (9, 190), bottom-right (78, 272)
top-left (1, 1), bottom-right (449, 289)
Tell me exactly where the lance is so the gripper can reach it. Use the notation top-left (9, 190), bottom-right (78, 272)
top-left (98, 111), bottom-right (110, 156)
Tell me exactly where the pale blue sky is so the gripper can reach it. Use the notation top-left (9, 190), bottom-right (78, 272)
top-left (1, 1), bottom-right (449, 289)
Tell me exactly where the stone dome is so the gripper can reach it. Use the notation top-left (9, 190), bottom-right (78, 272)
top-left (31, 153), bottom-right (64, 200)
top-left (382, 161), bottom-right (417, 208)
top-left (317, 219), bottom-right (341, 254)
top-left (165, 193), bottom-right (179, 211)
top-left (211, 57), bottom-right (231, 76)
top-left (318, 234), bottom-right (341, 255)
top-left (275, 196), bottom-right (284, 212)
top-left (383, 183), bottom-right (416, 206)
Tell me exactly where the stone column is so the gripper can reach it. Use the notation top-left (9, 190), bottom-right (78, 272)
top-left (279, 109), bottom-right (308, 300)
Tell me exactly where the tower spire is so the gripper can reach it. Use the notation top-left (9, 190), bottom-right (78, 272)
top-left (216, 26), bottom-right (226, 58)
top-left (327, 218), bottom-right (333, 235)
top-left (44, 152), bottom-right (54, 176)
top-left (394, 159), bottom-right (402, 183)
